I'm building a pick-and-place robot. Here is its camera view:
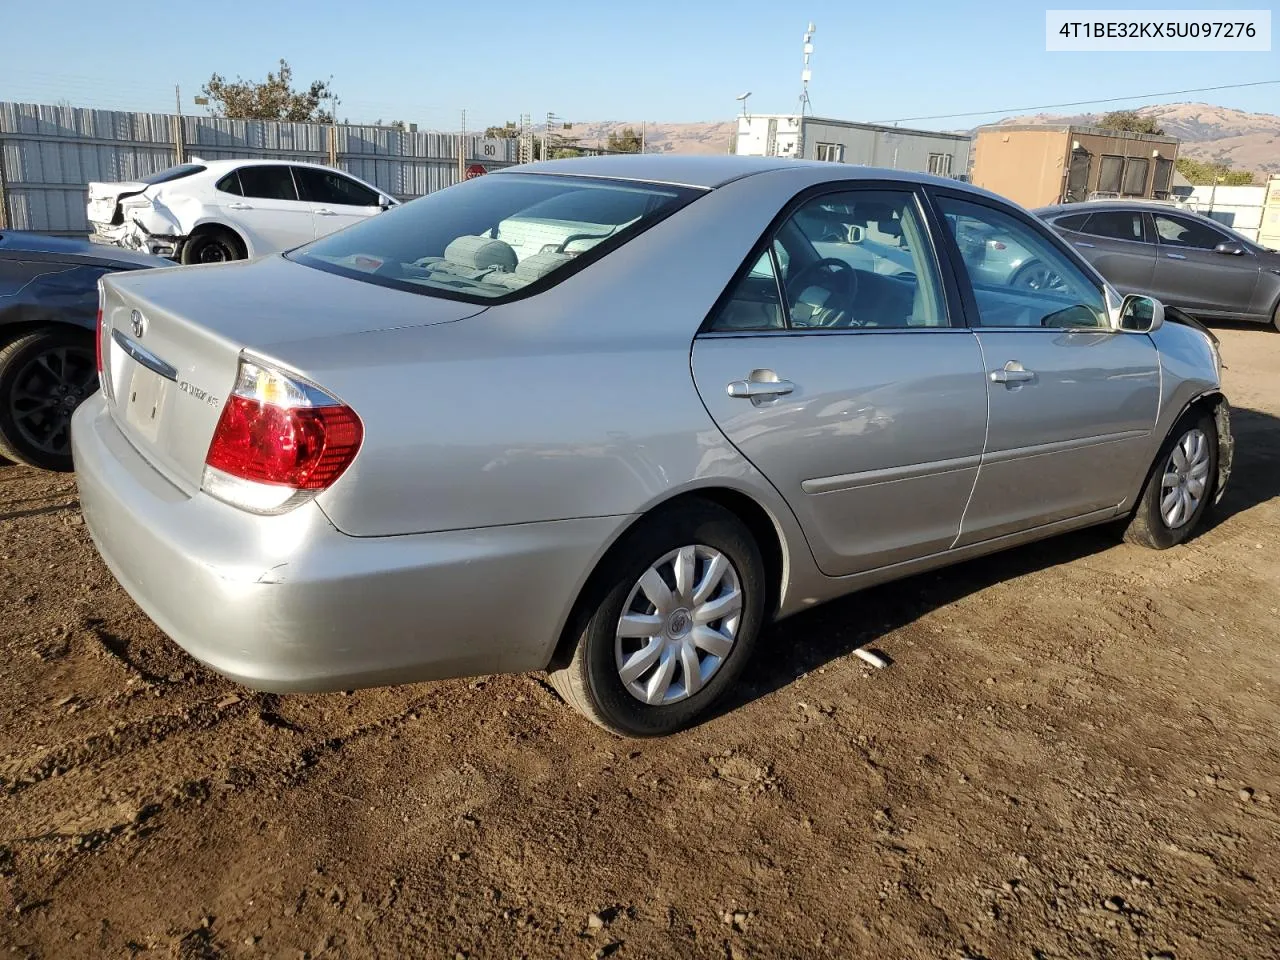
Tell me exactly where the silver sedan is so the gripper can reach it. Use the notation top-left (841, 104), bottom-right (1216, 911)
top-left (73, 156), bottom-right (1233, 737)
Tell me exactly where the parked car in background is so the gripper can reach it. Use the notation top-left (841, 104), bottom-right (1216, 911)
top-left (0, 232), bottom-right (169, 470)
top-left (1037, 201), bottom-right (1280, 330)
top-left (88, 159), bottom-right (398, 264)
top-left (75, 157), bottom-right (1230, 737)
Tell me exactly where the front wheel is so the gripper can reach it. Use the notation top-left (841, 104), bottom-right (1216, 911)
top-left (549, 502), bottom-right (766, 737)
top-left (0, 328), bottom-right (97, 471)
top-left (1010, 260), bottom-right (1066, 293)
top-left (1124, 410), bottom-right (1218, 549)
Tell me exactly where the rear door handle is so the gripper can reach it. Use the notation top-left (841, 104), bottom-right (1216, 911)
top-left (1166, 252), bottom-right (1187, 260)
top-left (316, 208), bottom-right (337, 216)
top-left (990, 361), bottom-right (1035, 384)
top-left (1073, 241), bottom-right (1096, 248)
top-left (227, 202), bottom-right (252, 210)
top-left (727, 378), bottom-right (795, 400)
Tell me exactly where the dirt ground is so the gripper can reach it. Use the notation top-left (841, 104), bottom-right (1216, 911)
top-left (0, 325), bottom-right (1277, 960)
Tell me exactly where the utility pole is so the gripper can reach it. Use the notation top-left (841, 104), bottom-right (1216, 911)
top-left (796, 22), bottom-right (815, 161)
top-left (459, 108), bottom-right (467, 180)
top-left (641, 120), bottom-right (646, 154)
top-left (173, 84), bottom-right (185, 164)
top-left (542, 112), bottom-right (552, 161)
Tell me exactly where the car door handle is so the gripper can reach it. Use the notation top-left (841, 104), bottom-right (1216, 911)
top-left (990, 361), bottom-right (1036, 384)
top-left (227, 202), bottom-right (252, 210)
top-left (727, 378), bottom-right (795, 399)
top-left (1073, 241), bottom-right (1096, 248)
top-left (316, 208), bottom-right (338, 216)
top-left (1166, 252), bottom-right (1187, 260)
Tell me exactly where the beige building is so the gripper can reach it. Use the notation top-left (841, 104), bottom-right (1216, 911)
top-left (971, 125), bottom-right (1179, 209)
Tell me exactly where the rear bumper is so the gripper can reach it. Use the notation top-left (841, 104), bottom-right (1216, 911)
top-left (72, 395), bottom-right (623, 692)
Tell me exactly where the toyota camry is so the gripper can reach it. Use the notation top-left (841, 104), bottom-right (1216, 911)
top-left (73, 156), bottom-right (1232, 737)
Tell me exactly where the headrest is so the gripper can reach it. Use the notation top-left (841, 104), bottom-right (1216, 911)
top-left (514, 251), bottom-right (575, 282)
top-left (443, 235), bottom-right (517, 272)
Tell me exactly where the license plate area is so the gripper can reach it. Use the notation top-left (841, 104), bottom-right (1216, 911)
top-left (122, 363), bottom-right (169, 444)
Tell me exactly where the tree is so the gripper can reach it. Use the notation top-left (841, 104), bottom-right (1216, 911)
top-left (201, 59), bottom-right (334, 122)
top-left (1174, 157), bottom-right (1255, 186)
top-left (483, 125), bottom-right (518, 139)
top-left (1097, 110), bottom-right (1164, 136)
top-left (606, 126), bottom-right (643, 154)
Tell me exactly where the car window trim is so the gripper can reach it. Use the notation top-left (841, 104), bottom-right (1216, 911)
top-left (926, 186), bottom-right (1116, 334)
top-left (697, 179), bottom-right (966, 338)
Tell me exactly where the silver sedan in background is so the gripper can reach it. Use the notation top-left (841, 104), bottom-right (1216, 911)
top-left (74, 156), bottom-right (1232, 737)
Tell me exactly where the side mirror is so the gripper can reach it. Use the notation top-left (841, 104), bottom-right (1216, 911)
top-left (846, 224), bottom-right (864, 244)
top-left (1213, 240), bottom-right (1245, 256)
top-left (1119, 294), bottom-right (1165, 333)
top-left (377, 196), bottom-right (394, 211)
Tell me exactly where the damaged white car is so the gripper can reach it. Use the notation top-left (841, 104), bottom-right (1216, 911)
top-left (87, 159), bottom-right (397, 264)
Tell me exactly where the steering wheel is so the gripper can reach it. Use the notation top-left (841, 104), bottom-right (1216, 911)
top-left (785, 257), bottom-right (859, 327)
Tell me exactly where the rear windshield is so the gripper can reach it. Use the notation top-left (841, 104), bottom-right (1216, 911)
top-left (139, 163), bottom-right (206, 185)
top-left (289, 173), bottom-right (701, 302)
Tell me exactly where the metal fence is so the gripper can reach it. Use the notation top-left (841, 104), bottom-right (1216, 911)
top-left (0, 101), bottom-right (519, 234)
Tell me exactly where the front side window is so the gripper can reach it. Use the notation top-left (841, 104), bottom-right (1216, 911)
top-left (938, 195), bottom-right (1107, 329)
top-left (709, 189), bottom-right (947, 332)
top-left (237, 165), bottom-right (299, 201)
top-left (1153, 213), bottom-right (1226, 250)
top-left (295, 167), bottom-right (379, 207)
top-left (1082, 210), bottom-right (1146, 242)
top-left (292, 173), bottom-right (699, 302)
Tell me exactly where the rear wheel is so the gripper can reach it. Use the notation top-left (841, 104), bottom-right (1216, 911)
top-left (1271, 300), bottom-right (1280, 332)
top-left (180, 227), bottom-right (244, 265)
top-left (1010, 260), bottom-right (1066, 293)
top-left (1124, 410), bottom-right (1218, 549)
top-left (549, 502), bottom-right (766, 737)
top-left (0, 328), bottom-right (97, 471)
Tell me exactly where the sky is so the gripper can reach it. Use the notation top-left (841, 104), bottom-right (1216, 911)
top-left (1, 0), bottom-right (1276, 130)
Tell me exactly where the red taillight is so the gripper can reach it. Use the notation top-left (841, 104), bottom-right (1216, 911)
top-left (206, 395), bottom-right (362, 490)
top-left (202, 358), bottom-right (362, 514)
top-left (95, 307), bottom-right (104, 373)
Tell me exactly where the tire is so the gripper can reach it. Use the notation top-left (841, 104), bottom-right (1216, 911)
top-left (1010, 260), bottom-right (1065, 293)
top-left (1124, 409), bottom-right (1218, 550)
top-left (1271, 300), bottom-right (1280, 333)
top-left (549, 501), bottom-right (767, 737)
top-left (180, 227), bottom-right (244, 265)
top-left (0, 328), bottom-right (97, 471)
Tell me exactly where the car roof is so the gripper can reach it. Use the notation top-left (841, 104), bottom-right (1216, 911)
top-left (497, 154), bottom-right (995, 195)
top-left (1035, 200), bottom-right (1206, 218)
top-left (188, 158), bottom-right (340, 173)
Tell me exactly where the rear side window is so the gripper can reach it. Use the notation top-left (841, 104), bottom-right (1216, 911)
top-left (1051, 213), bottom-right (1090, 232)
top-left (139, 163), bottom-right (206, 185)
top-left (291, 173), bottom-right (700, 302)
top-left (1082, 211), bottom-right (1146, 242)
top-left (237, 166), bottom-right (299, 201)
top-left (215, 171), bottom-right (243, 196)
top-left (295, 167), bottom-right (379, 207)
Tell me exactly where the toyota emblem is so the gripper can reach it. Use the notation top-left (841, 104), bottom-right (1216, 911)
top-left (130, 309), bottom-right (146, 338)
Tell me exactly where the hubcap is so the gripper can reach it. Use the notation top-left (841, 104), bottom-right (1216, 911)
top-left (1160, 428), bottom-right (1210, 530)
top-left (1016, 265), bottom-right (1065, 292)
top-left (8, 345), bottom-right (96, 456)
top-left (614, 545), bottom-right (743, 706)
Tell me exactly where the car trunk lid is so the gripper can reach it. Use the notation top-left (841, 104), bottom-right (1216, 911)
top-left (98, 256), bottom-right (487, 493)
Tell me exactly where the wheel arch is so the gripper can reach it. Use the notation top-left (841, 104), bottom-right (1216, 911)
top-left (544, 486), bottom-right (789, 671)
top-left (183, 220), bottom-right (250, 259)
top-left (1128, 389), bottom-right (1230, 518)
